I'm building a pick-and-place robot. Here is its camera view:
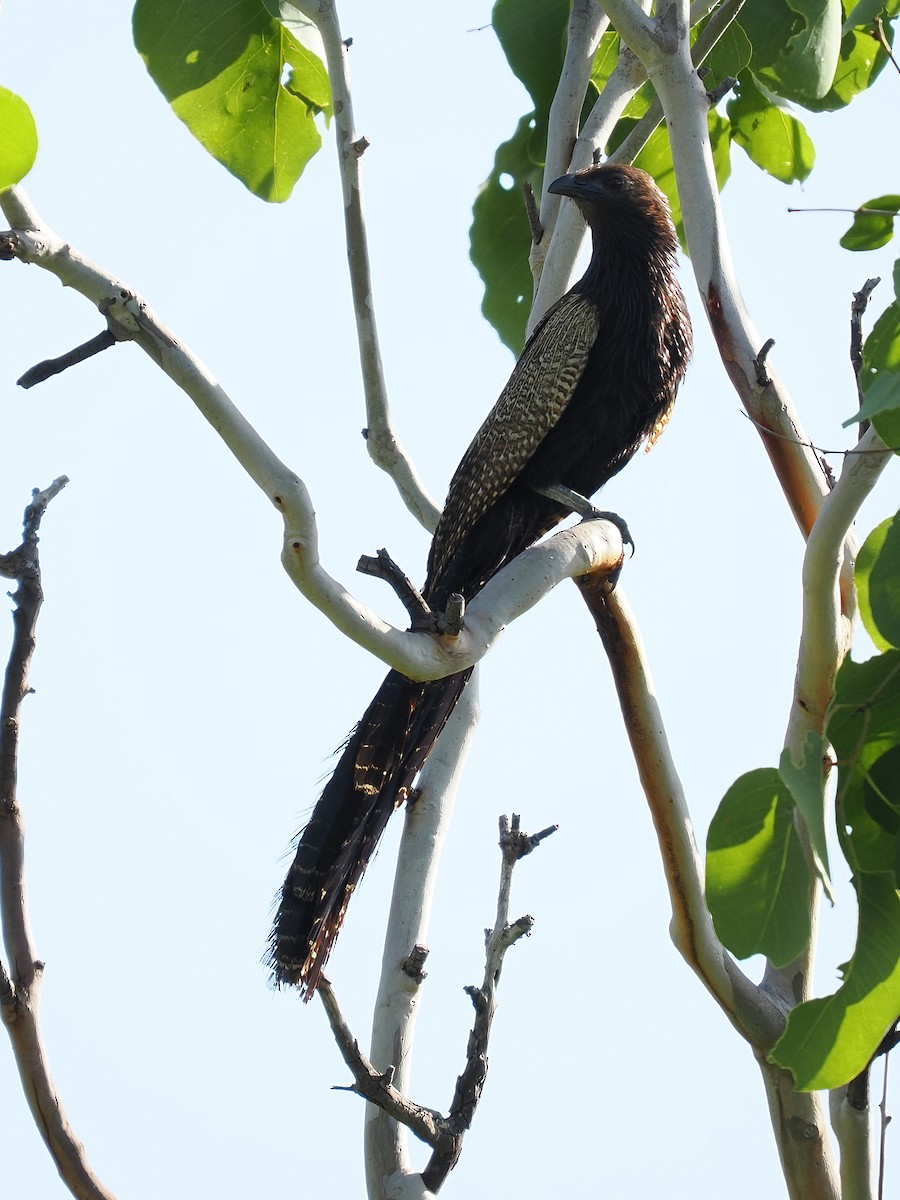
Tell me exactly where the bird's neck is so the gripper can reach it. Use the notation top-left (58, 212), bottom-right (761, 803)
top-left (574, 224), bottom-right (677, 303)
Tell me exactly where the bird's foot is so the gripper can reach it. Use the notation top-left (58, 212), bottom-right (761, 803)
top-left (531, 484), bottom-right (634, 555)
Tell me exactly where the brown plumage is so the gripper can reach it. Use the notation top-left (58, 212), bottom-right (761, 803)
top-left (269, 163), bottom-right (692, 996)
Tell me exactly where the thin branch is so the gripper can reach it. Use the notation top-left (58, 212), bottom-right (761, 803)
top-left (1, 481), bottom-right (118, 1200)
top-left (295, 0), bottom-right (441, 533)
top-left (318, 979), bottom-right (445, 1146)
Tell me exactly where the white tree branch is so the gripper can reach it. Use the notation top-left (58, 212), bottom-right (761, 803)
top-left (830, 1086), bottom-right (876, 1200)
top-left (365, 679), bottom-right (479, 1200)
top-left (293, 0), bottom-right (441, 532)
top-left (0, 190), bottom-right (626, 685)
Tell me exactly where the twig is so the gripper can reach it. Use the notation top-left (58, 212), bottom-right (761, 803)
top-left (1, 480), bottom-right (117, 1200)
top-left (522, 181), bottom-right (543, 244)
top-left (318, 979), bottom-right (446, 1146)
top-left (17, 329), bottom-right (117, 389)
top-left (357, 547), bottom-right (434, 629)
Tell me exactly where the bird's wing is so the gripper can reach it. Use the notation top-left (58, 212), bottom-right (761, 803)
top-left (431, 292), bottom-right (600, 584)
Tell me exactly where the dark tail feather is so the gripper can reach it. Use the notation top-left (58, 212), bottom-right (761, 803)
top-left (268, 665), bottom-right (472, 998)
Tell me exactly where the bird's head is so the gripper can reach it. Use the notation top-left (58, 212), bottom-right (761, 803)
top-left (548, 163), bottom-right (677, 248)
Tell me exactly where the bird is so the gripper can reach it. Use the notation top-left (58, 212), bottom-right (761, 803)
top-left (268, 162), bottom-right (693, 997)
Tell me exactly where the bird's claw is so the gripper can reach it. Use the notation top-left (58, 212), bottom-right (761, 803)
top-left (583, 509), bottom-right (634, 556)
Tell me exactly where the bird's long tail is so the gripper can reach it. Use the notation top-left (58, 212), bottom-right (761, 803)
top-left (268, 666), bottom-right (472, 997)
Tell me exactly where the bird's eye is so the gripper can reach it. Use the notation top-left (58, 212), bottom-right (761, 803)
top-left (605, 172), bottom-right (633, 192)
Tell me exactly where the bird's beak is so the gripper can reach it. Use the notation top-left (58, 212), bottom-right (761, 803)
top-left (548, 172), bottom-right (584, 200)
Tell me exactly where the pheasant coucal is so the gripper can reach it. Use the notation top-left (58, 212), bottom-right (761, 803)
top-left (269, 162), bottom-right (693, 996)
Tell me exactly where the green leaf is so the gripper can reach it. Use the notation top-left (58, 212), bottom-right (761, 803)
top-left (492, 0), bottom-right (570, 111)
top-left (703, 20), bottom-right (753, 84)
top-left (828, 650), bottom-right (900, 876)
top-left (860, 299), bottom-right (900, 449)
top-left (857, 519), bottom-right (898, 651)
top-left (469, 116), bottom-right (544, 353)
top-left (843, 369), bottom-right (900, 426)
top-left (862, 298), bottom-right (900, 384)
top-left (727, 74), bottom-right (815, 183)
top-left (469, 0), bottom-right (570, 350)
top-left (706, 768), bottom-right (812, 965)
top-left (739, 0), bottom-right (843, 103)
top-left (771, 872), bottom-right (900, 1089)
top-left (0, 86), bottom-right (38, 190)
top-left (801, 0), bottom-right (896, 112)
top-left (860, 514), bottom-right (900, 649)
top-left (133, 0), bottom-right (331, 202)
top-left (779, 734), bottom-right (833, 899)
top-left (840, 195), bottom-right (900, 250)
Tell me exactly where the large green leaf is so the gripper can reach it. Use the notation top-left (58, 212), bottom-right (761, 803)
top-left (801, 0), bottom-right (897, 111)
top-left (0, 86), bottom-right (38, 190)
top-left (727, 73), bottom-right (815, 183)
top-left (739, 0), bottom-right (843, 103)
top-left (492, 0), bottom-right (570, 110)
top-left (133, 0), bottom-right (331, 202)
top-left (706, 768), bottom-right (812, 965)
top-left (771, 873), bottom-right (900, 1088)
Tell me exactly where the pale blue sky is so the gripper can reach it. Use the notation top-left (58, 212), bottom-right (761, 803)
top-left (1, 4), bottom-right (898, 1197)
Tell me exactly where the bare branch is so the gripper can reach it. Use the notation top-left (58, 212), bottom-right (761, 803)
top-left (1, 481), bottom-right (118, 1200)
top-left (318, 979), bottom-right (445, 1146)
